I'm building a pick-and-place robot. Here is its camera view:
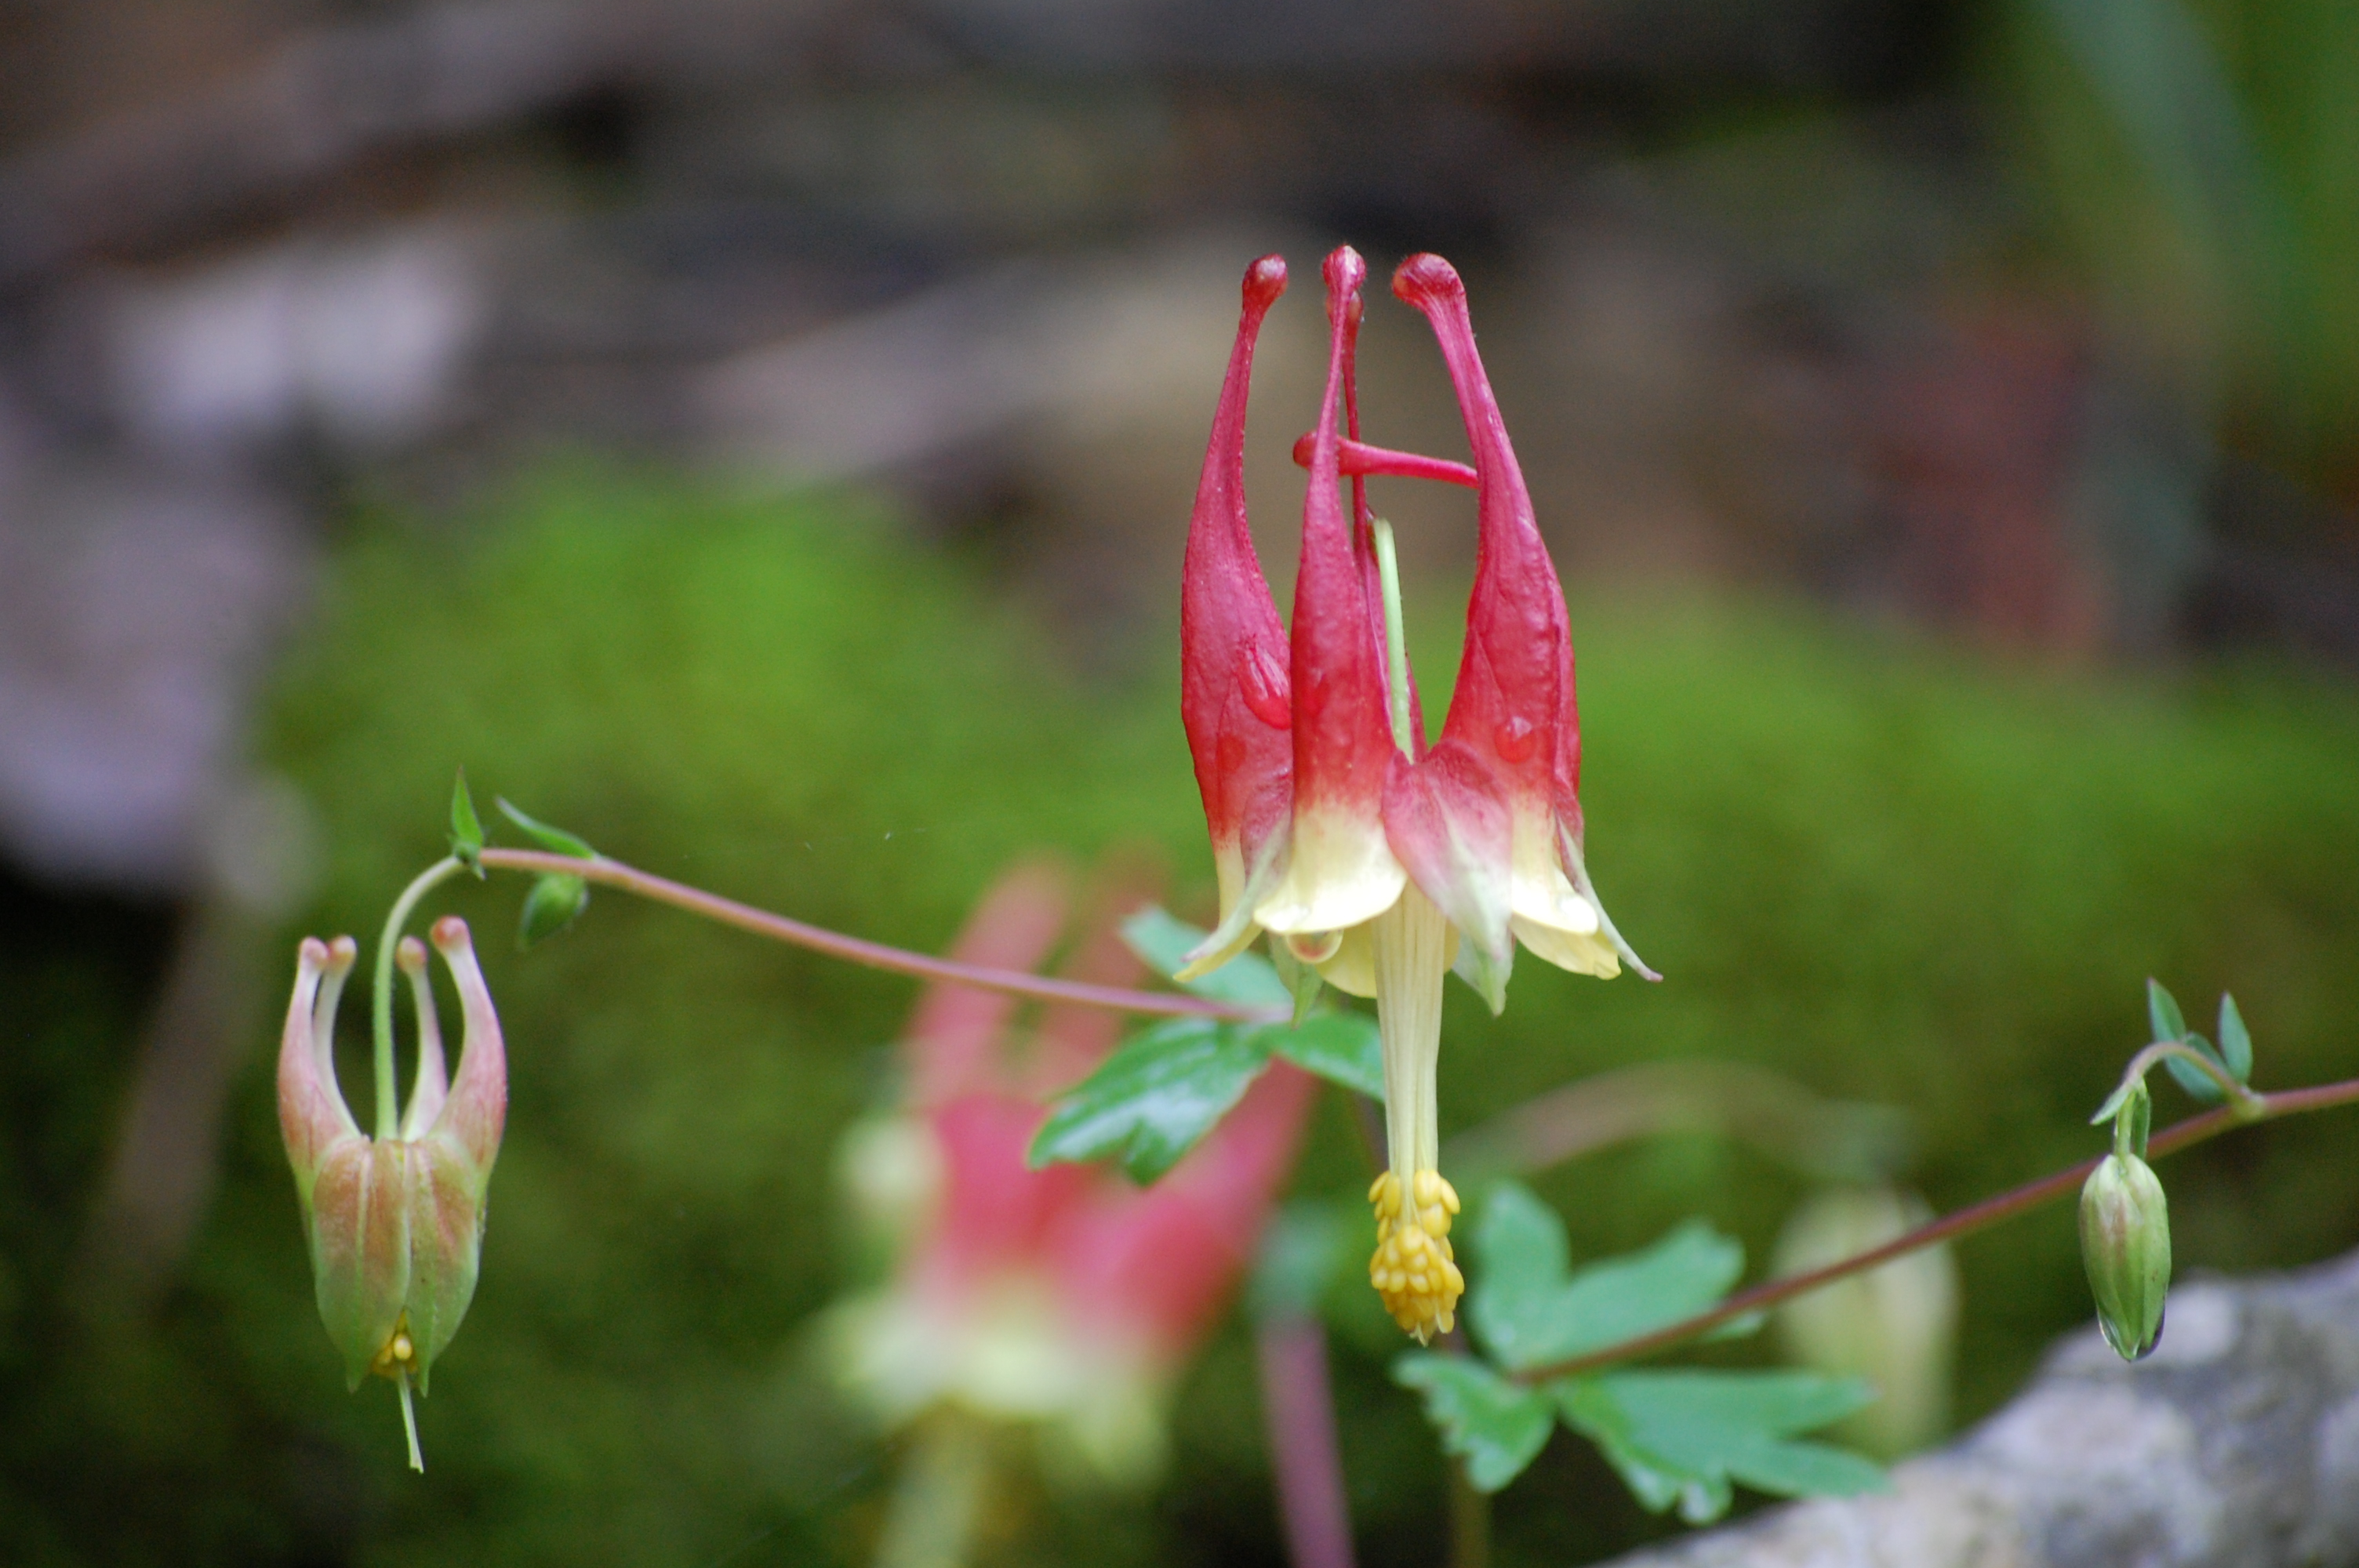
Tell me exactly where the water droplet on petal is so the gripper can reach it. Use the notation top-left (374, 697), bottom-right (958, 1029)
top-left (1241, 643), bottom-right (1292, 728)
top-left (1494, 716), bottom-right (1537, 763)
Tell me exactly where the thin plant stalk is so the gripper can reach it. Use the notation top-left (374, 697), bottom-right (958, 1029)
top-left (1256, 1312), bottom-right (1358, 1568)
top-left (1448, 1460), bottom-right (1489, 1568)
top-left (1509, 1074), bottom-right (2359, 1385)
top-left (369, 855), bottom-right (467, 1138)
top-left (473, 848), bottom-right (1278, 1023)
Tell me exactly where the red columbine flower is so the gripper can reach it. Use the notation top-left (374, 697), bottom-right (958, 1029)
top-left (1176, 247), bottom-right (1654, 1341)
top-left (828, 862), bottom-right (1315, 1484)
top-left (278, 916), bottom-right (506, 1468)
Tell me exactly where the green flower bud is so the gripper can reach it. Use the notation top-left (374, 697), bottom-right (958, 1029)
top-left (2079, 1151), bottom-right (2169, 1361)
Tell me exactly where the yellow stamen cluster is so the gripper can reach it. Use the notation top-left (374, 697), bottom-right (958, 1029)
top-left (1369, 1169), bottom-right (1465, 1341)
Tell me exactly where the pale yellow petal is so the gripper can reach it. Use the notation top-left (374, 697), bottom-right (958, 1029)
top-left (1510, 913), bottom-right (1619, 978)
top-left (1314, 924), bottom-right (1377, 997)
top-left (1254, 803), bottom-right (1405, 936)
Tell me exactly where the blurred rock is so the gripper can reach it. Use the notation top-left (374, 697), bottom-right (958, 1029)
top-left (100, 226), bottom-right (489, 456)
top-left (0, 453), bottom-right (309, 893)
top-left (1604, 1251), bottom-right (2359, 1568)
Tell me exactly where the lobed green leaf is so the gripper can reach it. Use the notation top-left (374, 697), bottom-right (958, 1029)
top-left (1256, 1011), bottom-right (1384, 1102)
top-left (1394, 1354), bottom-right (1558, 1494)
top-left (1469, 1183), bottom-right (1744, 1372)
top-left (1555, 1370), bottom-right (1885, 1523)
top-left (1027, 1018), bottom-right (1271, 1182)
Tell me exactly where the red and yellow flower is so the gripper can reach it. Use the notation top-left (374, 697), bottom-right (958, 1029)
top-left (1179, 247), bottom-right (1653, 1341)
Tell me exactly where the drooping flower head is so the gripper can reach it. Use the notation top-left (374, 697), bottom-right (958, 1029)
top-left (278, 916), bottom-right (506, 1465)
top-left (1177, 248), bottom-right (1655, 1340)
top-left (829, 862), bottom-right (1315, 1485)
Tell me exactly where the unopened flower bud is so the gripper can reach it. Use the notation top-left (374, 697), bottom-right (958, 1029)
top-left (2080, 1151), bottom-right (2169, 1361)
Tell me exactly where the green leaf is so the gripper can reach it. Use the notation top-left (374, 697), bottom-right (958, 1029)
top-left (496, 797), bottom-right (598, 859)
top-left (449, 768), bottom-right (485, 873)
top-left (1556, 1370), bottom-right (1885, 1523)
top-left (1119, 907), bottom-right (1289, 1009)
top-left (1256, 1011), bottom-right (1384, 1101)
top-left (2161, 1033), bottom-right (2231, 1105)
top-left (2090, 1078), bottom-right (2135, 1125)
top-left (2146, 978), bottom-right (2186, 1044)
top-left (1027, 1018), bottom-right (1272, 1182)
top-left (518, 873), bottom-right (589, 948)
top-left (2219, 993), bottom-right (2253, 1083)
top-left (1468, 1183), bottom-right (1743, 1373)
top-left (1394, 1354), bottom-right (1557, 1494)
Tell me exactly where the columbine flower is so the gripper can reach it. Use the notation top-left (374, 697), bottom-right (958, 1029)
top-left (1178, 248), bottom-right (1654, 1341)
top-left (828, 862), bottom-right (1315, 1487)
top-left (278, 916), bottom-right (506, 1467)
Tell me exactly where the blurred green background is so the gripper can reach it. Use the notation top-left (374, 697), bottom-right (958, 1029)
top-left (8, 466), bottom-right (2354, 1566)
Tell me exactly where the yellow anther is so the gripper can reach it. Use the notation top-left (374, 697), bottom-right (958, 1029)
top-left (369, 1315), bottom-right (420, 1381)
top-left (1368, 1167), bottom-right (1465, 1343)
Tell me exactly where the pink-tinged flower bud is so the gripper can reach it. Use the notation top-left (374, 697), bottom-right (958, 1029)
top-left (1178, 256), bottom-right (1296, 980)
top-left (278, 917), bottom-right (506, 1403)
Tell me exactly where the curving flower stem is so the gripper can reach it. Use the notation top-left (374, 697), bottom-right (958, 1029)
top-left (370, 855), bottom-right (468, 1139)
top-left (470, 848), bottom-right (1281, 1023)
top-left (1508, 1073), bottom-right (2359, 1385)
top-left (2113, 1039), bottom-right (2266, 1120)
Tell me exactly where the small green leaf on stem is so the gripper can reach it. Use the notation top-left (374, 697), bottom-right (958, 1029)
top-left (1027, 1018), bottom-right (1271, 1182)
top-left (2219, 994), bottom-right (2253, 1083)
top-left (2146, 978), bottom-right (2186, 1046)
top-left (496, 798), bottom-right (598, 859)
top-left (2161, 1034), bottom-right (2232, 1105)
top-left (1394, 1354), bottom-right (1557, 1494)
top-left (518, 873), bottom-right (589, 948)
top-left (449, 768), bottom-right (485, 874)
top-left (1554, 1370), bottom-right (1885, 1523)
top-left (2090, 1079), bottom-right (2135, 1127)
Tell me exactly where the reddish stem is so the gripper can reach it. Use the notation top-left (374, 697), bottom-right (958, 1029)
top-left (476, 849), bottom-right (1278, 1023)
top-left (1508, 1076), bottom-right (2359, 1385)
top-left (1257, 1312), bottom-right (1358, 1568)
